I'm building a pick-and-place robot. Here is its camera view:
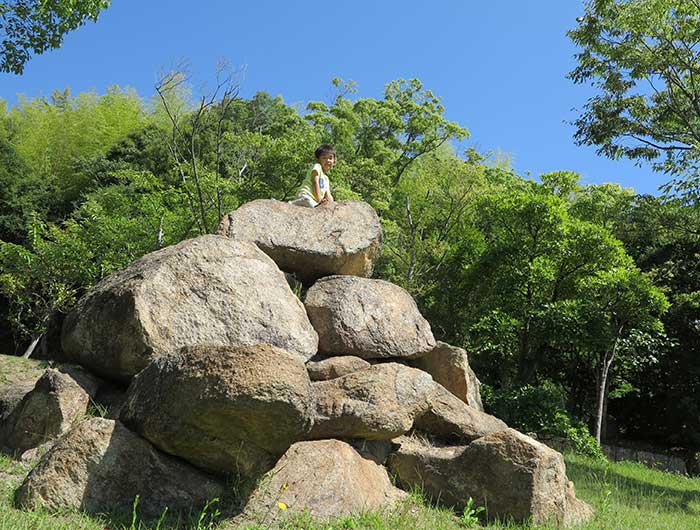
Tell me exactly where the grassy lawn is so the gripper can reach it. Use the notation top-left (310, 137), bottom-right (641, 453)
top-left (565, 454), bottom-right (700, 530)
top-left (2, 451), bottom-right (700, 529)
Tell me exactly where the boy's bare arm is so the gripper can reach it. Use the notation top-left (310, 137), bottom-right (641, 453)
top-left (311, 171), bottom-right (323, 202)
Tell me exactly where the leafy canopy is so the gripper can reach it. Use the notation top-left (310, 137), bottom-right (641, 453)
top-left (568, 0), bottom-right (700, 178)
top-left (0, 0), bottom-right (110, 74)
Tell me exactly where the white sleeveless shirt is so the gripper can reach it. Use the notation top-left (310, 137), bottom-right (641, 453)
top-left (299, 163), bottom-right (330, 200)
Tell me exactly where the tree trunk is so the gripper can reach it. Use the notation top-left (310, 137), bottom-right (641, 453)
top-left (594, 327), bottom-right (623, 445)
top-left (22, 334), bottom-right (42, 358)
top-left (601, 375), bottom-right (611, 442)
top-left (593, 358), bottom-right (608, 445)
top-left (517, 316), bottom-right (534, 385)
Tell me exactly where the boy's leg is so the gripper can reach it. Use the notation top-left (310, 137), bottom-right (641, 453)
top-left (289, 193), bottom-right (318, 208)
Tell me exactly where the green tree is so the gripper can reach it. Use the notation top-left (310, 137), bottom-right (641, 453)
top-left (467, 179), bottom-right (628, 386)
top-left (612, 194), bottom-right (700, 451)
top-left (226, 91), bottom-right (306, 137)
top-left (155, 67), bottom-right (244, 233)
top-left (568, 0), bottom-right (700, 180)
top-left (0, 168), bottom-right (196, 352)
top-left (1, 0), bottom-right (111, 74)
top-left (378, 148), bottom-right (488, 297)
top-left (579, 267), bottom-right (669, 443)
top-left (0, 134), bottom-right (33, 243)
top-left (457, 175), bottom-right (669, 445)
top-left (306, 78), bottom-right (468, 211)
top-left (5, 86), bottom-right (146, 224)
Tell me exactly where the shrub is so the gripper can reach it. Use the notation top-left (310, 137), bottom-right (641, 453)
top-left (482, 381), bottom-right (604, 459)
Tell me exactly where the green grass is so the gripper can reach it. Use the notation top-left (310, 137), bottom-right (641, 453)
top-left (2, 451), bottom-right (700, 529)
top-left (566, 453), bottom-right (700, 530)
top-left (0, 354), bottom-right (48, 387)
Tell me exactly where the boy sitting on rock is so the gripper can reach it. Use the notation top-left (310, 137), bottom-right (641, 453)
top-left (290, 144), bottom-right (336, 207)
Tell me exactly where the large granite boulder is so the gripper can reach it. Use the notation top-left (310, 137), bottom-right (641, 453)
top-left (389, 429), bottom-right (594, 527)
top-left (120, 344), bottom-right (315, 478)
top-left (218, 199), bottom-right (382, 283)
top-left (1, 368), bottom-right (98, 453)
top-left (62, 235), bottom-right (318, 381)
top-left (15, 418), bottom-right (224, 518)
top-left (309, 363), bottom-right (506, 441)
top-left (238, 439), bottom-right (406, 525)
top-left (305, 276), bottom-right (435, 359)
top-left (409, 342), bottom-right (484, 411)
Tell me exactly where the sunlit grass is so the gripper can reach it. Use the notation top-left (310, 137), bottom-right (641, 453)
top-left (566, 453), bottom-right (700, 530)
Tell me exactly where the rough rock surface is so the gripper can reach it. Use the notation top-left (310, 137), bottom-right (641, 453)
top-left (15, 418), bottom-right (224, 518)
top-left (62, 235), bottom-right (318, 381)
top-left (309, 363), bottom-right (506, 441)
top-left (306, 355), bottom-right (371, 381)
top-left (0, 384), bottom-right (33, 424)
top-left (218, 199), bottom-right (382, 283)
top-left (121, 344), bottom-right (314, 478)
top-left (409, 341), bottom-right (483, 411)
top-left (388, 429), bottom-right (594, 526)
top-left (239, 440), bottom-right (406, 525)
top-left (1, 368), bottom-right (98, 453)
top-left (563, 480), bottom-right (597, 527)
top-left (19, 441), bottom-right (57, 462)
top-left (305, 276), bottom-right (435, 359)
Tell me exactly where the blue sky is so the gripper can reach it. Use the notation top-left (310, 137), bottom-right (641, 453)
top-left (0, 1), bottom-right (665, 195)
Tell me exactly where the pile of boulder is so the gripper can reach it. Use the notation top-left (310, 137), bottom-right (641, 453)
top-left (1, 199), bottom-right (593, 527)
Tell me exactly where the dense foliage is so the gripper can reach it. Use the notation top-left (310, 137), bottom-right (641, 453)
top-left (567, 0), bottom-right (700, 453)
top-left (0, 66), bottom-right (695, 456)
top-left (0, 0), bottom-right (111, 74)
top-left (568, 0), bottom-right (700, 177)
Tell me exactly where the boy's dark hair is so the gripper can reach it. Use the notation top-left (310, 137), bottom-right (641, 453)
top-left (315, 144), bottom-right (336, 160)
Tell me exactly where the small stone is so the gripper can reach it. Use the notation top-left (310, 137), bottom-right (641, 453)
top-left (389, 429), bottom-right (593, 527)
top-left (409, 341), bottom-right (484, 410)
top-left (1, 368), bottom-right (97, 453)
top-left (238, 439), bottom-right (406, 525)
top-left (309, 363), bottom-right (505, 442)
